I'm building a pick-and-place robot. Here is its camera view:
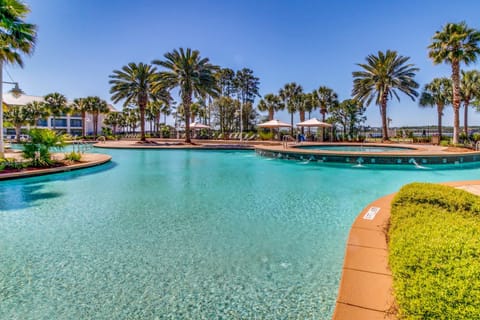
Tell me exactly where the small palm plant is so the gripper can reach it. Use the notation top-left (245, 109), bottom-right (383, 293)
top-left (22, 128), bottom-right (65, 167)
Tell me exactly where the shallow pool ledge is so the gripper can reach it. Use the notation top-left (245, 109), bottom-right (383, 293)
top-left (332, 180), bottom-right (480, 320)
top-left (0, 153), bottom-right (112, 181)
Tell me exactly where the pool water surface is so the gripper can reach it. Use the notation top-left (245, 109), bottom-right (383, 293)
top-left (0, 148), bottom-right (479, 319)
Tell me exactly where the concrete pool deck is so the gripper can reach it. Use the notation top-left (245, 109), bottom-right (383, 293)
top-left (333, 180), bottom-right (480, 320)
top-left (92, 138), bottom-right (281, 149)
top-left (0, 151), bottom-right (112, 180)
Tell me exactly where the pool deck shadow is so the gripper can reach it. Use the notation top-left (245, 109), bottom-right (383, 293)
top-left (332, 180), bottom-right (480, 320)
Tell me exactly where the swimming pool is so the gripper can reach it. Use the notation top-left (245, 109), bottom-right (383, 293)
top-left (1, 149), bottom-right (478, 319)
top-left (297, 145), bottom-right (415, 152)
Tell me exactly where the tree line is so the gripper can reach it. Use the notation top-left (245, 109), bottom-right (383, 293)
top-left (4, 93), bottom-right (109, 142)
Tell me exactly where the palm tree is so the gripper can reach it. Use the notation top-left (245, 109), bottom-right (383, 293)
top-left (302, 93), bottom-right (316, 136)
top-left (71, 97), bottom-right (90, 136)
top-left (44, 92), bottom-right (69, 130)
top-left (85, 96), bottom-right (109, 137)
top-left (305, 91), bottom-right (318, 120)
top-left (104, 111), bottom-right (123, 135)
top-left (419, 78), bottom-right (452, 139)
top-left (428, 22), bottom-right (480, 144)
top-left (4, 104), bottom-right (28, 142)
top-left (352, 50), bottom-right (419, 141)
top-left (161, 103), bottom-right (172, 125)
top-left (279, 82), bottom-right (303, 135)
top-left (122, 106), bottom-right (139, 134)
top-left (257, 93), bottom-right (283, 121)
top-left (0, 0), bottom-right (37, 157)
top-left (109, 62), bottom-right (158, 141)
top-left (153, 48), bottom-right (219, 143)
top-left (316, 86), bottom-right (338, 140)
top-left (146, 101), bottom-right (161, 135)
top-left (460, 70), bottom-right (480, 135)
top-left (24, 100), bottom-right (48, 127)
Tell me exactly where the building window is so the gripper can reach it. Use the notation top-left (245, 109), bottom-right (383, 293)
top-left (51, 118), bottom-right (67, 127)
top-left (37, 119), bottom-right (48, 127)
top-left (70, 119), bottom-right (82, 127)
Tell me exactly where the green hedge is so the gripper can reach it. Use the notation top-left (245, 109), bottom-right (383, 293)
top-left (389, 183), bottom-right (480, 319)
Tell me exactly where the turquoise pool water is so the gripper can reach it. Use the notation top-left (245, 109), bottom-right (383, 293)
top-left (298, 145), bottom-right (415, 152)
top-left (1, 148), bottom-right (479, 319)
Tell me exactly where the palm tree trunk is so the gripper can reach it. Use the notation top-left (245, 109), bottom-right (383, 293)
top-left (299, 110), bottom-right (305, 134)
top-left (290, 111), bottom-right (294, 135)
top-left (15, 124), bottom-right (21, 143)
top-left (268, 108), bottom-right (274, 121)
top-left (184, 93), bottom-right (192, 143)
top-left (93, 113), bottom-right (98, 137)
top-left (321, 109), bottom-right (326, 140)
top-left (139, 103), bottom-right (146, 141)
top-left (81, 112), bottom-right (86, 137)
top-left (437, 104), bottom-right (443, 139)
top-left (464, 101), bottom-right (469, 136)
top-left (381, 95), bottom-right (389, 141)
top-left (452, 61), bottom-right (461, 144)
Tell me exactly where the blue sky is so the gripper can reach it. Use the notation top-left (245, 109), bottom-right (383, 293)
top-left (7, 0), bottom-right (480, 127)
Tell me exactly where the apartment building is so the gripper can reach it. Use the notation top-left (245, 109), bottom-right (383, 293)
top-left (3, 93), bottom-right (115, 138)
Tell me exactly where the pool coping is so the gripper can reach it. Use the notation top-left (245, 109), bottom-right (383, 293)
top-left (0, 153), bottom-right (112, 181)
top-left (255, 143), bottom-right (480, 166)
top-left (332, 180), bottom-right (480, 320)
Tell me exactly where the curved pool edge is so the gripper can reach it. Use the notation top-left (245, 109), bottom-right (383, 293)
top-left (332, 180), bottom-right (480, 320)
top-left (0, 153), bottom-right (112, 181)
top-left (255, 143), bottom-right (480, 166)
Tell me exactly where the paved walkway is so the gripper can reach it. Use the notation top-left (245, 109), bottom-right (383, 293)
top-left (333, 180), bottom-right (480, 320)
top-left (93, 138), bottom-right (280, 149)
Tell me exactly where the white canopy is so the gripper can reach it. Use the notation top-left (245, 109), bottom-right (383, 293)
top-left (189, 122), bottom-right (211, 129)
top-left (258, 119), bottom-right (292, 128)
top-left (296, 118), bottom-right (332, 127)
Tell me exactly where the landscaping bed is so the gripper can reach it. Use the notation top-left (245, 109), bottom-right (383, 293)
top-left (389, 183), bottom-right (480, 319)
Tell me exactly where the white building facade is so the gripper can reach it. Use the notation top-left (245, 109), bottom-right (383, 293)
top-left (3, 93), bottom-right (115, 138)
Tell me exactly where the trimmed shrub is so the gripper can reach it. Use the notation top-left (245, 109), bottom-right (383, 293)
top-left (389, 183), bottom-right (480, 319)
top-left (259, 131), bottom-right (274, 140)
top-left (440, 139), bottom-right (450, 147)
top-left (64, 151), bottom-right (81, 162)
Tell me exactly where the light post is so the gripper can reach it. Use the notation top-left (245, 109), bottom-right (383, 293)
top-left (0, 80), bottom-right (24, 158)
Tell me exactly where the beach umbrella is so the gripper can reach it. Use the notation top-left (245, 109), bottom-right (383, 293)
top-left (258, 119), bottom-right (292, 128)
top-left (296, 118), bottom-right (333, 142)
top-left (189, 122), bottom-right (211, 129)
top-left (296, 118), bottom-right (332, 127)
top-left (258, 119), bottom-right (292, 140)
